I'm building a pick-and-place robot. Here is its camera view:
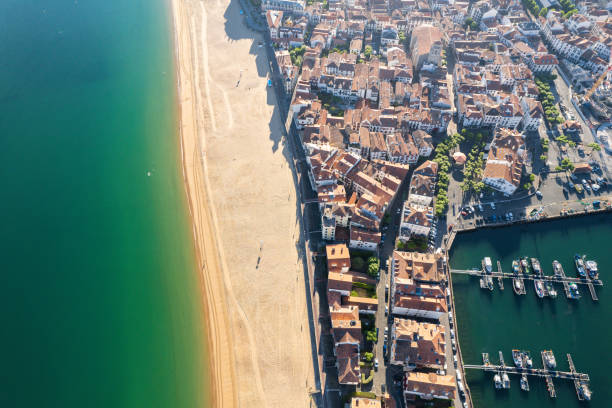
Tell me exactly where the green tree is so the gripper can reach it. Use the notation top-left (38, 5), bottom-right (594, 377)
top-left (588, 142), bottom-right (601, 151)
top-left (366, 330), bottom-right (377, 342)
top-left (364, 45), bottom-right (372, 60)
top-left (367, 256), bottom-right (378, 265)
top-left (363, 352), bottom-right (373, 362)
top-left (539, 7), bottom-right (548, 17)
top-left (352, 256), bottom-right (365, 272)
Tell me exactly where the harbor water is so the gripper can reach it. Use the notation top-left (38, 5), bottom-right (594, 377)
top-left (0, 0), bottom-right (210, 406)
top-left (451, 213), bottom-right (611, 408)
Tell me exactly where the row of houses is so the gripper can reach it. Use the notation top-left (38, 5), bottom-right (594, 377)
top-left (387, 249), bottom-right (457, 403)
top-left (326, 243), bottom-right (379, 385)
top-left (451, 34), bottom-right (546, 131)
top-left (540, 10), bottom-right (611, 79)
top-left (398, 161), bottom-right (438, 241)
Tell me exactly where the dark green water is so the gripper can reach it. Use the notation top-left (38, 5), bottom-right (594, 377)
top-left (451, 214), bottom-right (611, 408)
top-left (0, 1), bottom-right (210, 407)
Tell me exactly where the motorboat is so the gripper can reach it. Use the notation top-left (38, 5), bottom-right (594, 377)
top-left (569, 283), bottom-right (581, 299)
top-left (520, 374), bottom-right (529, 391)
top-left (512, 260), bottom-right (520, 275)
top-left (512, 349), bottom-right (523, 368)
top-left (585, 260), bottom-right (599, 279)
top-left (547, 283), bottom-right (557, 298)
top-left (482, 353), bottom-right (490, 366)
top-left (552, 260), bottom-right (563, 277)
top-left (521, 257), bottom-right (531, 274)
top-left (523, 351), bottom-right (533, 368)
top-left (531, 258), bottom-right (543, 276)
top-left (535, 280), bottom-right (545, 298)
top-left (494, 374), bottom-right (502, 389)
top-left (483, 257), bottom-right (493, 274)
top-left (486, 276), bottom-right (494, 291)
top-left (543, 350), bottom-right (556, 370)
top-left (575, 254), bottom-right (586, 278)
top-left (502, 373), bottom-right (510, 389)
top-left (580, 383), bottom-right (592, 400)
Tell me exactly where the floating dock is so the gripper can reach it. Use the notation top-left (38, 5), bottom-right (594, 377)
top-left (451, 260), bottom-right (601, 301)
top-left (555, 261), bottom-right (575, 299)
top-left (465, 352), bottom-right (591, 401)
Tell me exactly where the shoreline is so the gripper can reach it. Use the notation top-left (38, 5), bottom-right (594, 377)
top-left (169, 0), bottom-right (237, 406)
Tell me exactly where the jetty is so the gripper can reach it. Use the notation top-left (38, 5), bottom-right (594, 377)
top-left (466, 351), bottom-right (591, 401)
top-left (450, 268), bottom-right (602, 286)
top-left (496, 261), bottom-right (504, 290)
top-left (584, 275), bottom-right (599, 301)
top-left (555, 261), bottom-right (575, 299)
top-left (451, 260), bottom-right (602, 301)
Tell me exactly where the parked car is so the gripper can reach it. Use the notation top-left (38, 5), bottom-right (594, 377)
top-left (374, 358), bottom-right (379, 370)
top-left (536, 190), bottom-right (543, 199)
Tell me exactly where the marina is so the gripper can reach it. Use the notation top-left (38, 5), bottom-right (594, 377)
top-left (451, 258), bottom-right (602, 301)
top-left (450, 214), bottom-right (611, 408)
top-left (465, 351), bottom-right (590, 401)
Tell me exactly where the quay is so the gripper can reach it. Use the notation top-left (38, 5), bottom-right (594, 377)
top-left (465, 351), bottom-right (591, 401)
top-left (450, 267), bottom-right (602, 301)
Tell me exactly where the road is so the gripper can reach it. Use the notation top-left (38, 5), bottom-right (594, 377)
top-left (551, 67), bottom-right (612, 180)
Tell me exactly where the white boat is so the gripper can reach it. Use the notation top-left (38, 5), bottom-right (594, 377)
top-left (581, 383), bottom-right (592, 400)
top-left (553, 260), bottom-right (563, 277)
top-left (494, 374), bottom-right (502, 389)
top-left (543, 350), bottom-right (556, 369)
top-left (531, 258), bottom-right (542, 275)
top-left (502, 372), bottom-right (510, 389)
top-left (524, 352), bottom-right (533, 368)
top-left (535, 280), bottom-right (545, 298)
top-left (483, 257), bottom-right (493, 273)
top-left (585, 260), bottom-right (599, 279)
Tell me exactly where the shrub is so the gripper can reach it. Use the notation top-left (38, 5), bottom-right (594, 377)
top-left (363, 352), bottom-right (373, 362)
top-left (588, 142), bottom-right (601, 151)
top-left (353, 281), bottom-right (375, 291)
top-left (367, 263), bottom-right (379, 277)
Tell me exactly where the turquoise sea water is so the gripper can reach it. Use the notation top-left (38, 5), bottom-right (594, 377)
top-left (450, 214), bottom-right (611, 408)
top-left (0, 1), bottom-right (210, 406)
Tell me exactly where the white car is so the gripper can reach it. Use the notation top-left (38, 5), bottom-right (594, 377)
top-left (374, 358), bottom-right (379, 369)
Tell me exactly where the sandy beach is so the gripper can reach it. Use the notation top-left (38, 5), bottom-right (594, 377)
top-left (171, 0), bottom-right (315, 407)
